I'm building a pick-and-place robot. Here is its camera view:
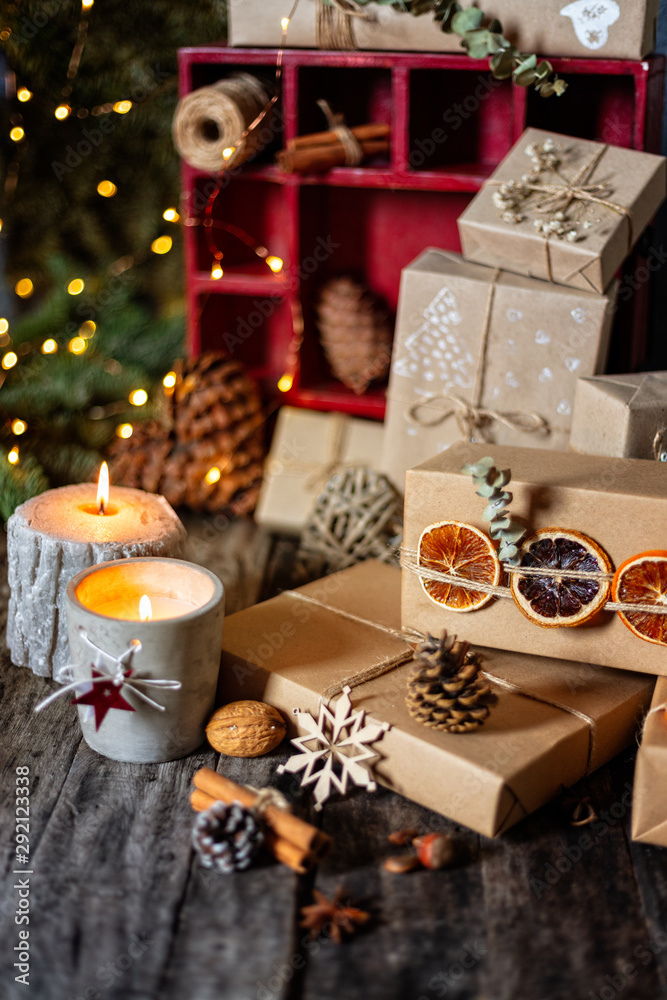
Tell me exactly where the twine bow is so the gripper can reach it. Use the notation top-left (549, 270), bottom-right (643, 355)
top-left (317, 98), bottom-right (364, 165)
top-left (34, 630), bottom-right (182, 716)
top-left (407, 391), bottom-right (548, 442)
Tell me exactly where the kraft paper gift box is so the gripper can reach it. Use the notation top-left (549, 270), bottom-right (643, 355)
top-left (403, 441), bottom-right (667, 675)
top-left (458, 129), bottom-right (666, 294)
top-left (570, 372), bottom-right (667, 459)
top-left (216, 560), bottom-right (654, 838)
top-left (228, 0), bottom-right (659, 60)
top-left (632, 678), bottom-right (667, 847)
top-left (255, 406), bottom-right (385, 534)
top-left (381, 249), bottom-right (614, 492)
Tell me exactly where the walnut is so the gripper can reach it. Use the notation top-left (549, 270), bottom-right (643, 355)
top-left (206, 701), bottom-right (287, 758)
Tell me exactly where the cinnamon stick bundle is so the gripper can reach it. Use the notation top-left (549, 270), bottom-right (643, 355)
top-left (192, 767), bottom-right (331, 874)
top-left (287, 122), bottom-right (390, 151)
top-left (277, 118), bottom-right (391, 175)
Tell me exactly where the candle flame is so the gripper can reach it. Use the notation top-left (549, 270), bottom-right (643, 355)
top-left (97, 462), bottom-right (110, 514)
top-left (139, 595), bottom-right (152, 621)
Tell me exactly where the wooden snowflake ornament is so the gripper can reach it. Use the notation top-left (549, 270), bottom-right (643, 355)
top-left (277, 687), bottom-right (390, 811)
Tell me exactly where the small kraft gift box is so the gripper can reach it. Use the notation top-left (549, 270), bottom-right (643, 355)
top-left (216, 561), bottom-right (654, 838)
top-left (228, 0), bottom-right (659, 60)
top-left (632, 677), bottom-right (667, 847)
top-left (255, 406), bottom-right (385, 534)
top-left (402, 441), bottom-right (667, 675)
top-left (381, 249), bottom-right (614, 492)
top-left (570, 372), bottom-right (667, 460)
top-left (458, 128), bottom-right (666, 294)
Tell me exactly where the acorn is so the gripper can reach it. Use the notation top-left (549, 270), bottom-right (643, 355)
top-left (413, 833), bottom-right (456, 870)
top-left (206, 700), bottom-right (287, 758)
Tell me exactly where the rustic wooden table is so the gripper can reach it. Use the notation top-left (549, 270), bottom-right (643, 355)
top-left (1, 516), bottom-right (666, 1000)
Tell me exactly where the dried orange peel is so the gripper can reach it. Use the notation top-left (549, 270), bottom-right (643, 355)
top-left (510, 528), bottom-right (612, 628)
top-left (418, 520), bottom-right (501, 612)
top-left (612, 551), bottom-right (667, 646)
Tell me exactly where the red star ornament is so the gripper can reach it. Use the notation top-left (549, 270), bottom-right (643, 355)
top-left (71, 669), bottom-right (136, 730)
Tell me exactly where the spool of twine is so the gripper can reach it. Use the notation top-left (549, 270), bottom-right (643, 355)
top-left (172, 73), bottom-right (273, 172)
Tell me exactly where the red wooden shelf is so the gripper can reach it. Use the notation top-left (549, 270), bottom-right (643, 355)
top-left (179, 45), bottom-right (665, 418)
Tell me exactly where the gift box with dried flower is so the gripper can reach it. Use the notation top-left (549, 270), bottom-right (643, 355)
top-left (632, 677), bottom-right (667, 847)
top-left (228, 0), bottom-right (659, 60)
top-left (381, 249), bottom-right (614, 492)
top-left (216, 560), bottom-right (653, 838)
top-left (402, 441), bottom-right (667, 674)
top-left (458, 129), bottom-right (666, 294)
top-left (255, 406), bottom-right (385, 534)
top-left (569, 372), bottom-right (667, 460)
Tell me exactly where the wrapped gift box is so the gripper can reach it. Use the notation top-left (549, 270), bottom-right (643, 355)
top-left (217, 561), bottom-right (654, 838)
top-left (381, 249), bottom-right (614, 492)
top-left (403, 441), bottom-right (667, 675)
top-left (458, 129), bottom-right (666, 294)
top-left (632, 677), bottom-right (667, 847)
top-left (570, 372), bottom-right (667, 459)
top-left (228, 0), bottom-right (659, 60)
top-left (255, 406), bottom-right (385, 534)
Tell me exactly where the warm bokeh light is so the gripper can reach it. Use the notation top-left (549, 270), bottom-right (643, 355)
top-left (266, 256), bottom-right (283, 273)
top-left (0, 319), bottom-right (8, 335)
top-left (97, 462), bottom-right (109, 513)
top-left (41, 339), bottom-right (58, 355)
top-left (222, 147), bottom-right (235, 160)
top-left (68, 337), bottom-right (87, 354)
top-left (162, 372), bottom-right (176, 389)
top-left (82, 0), bottom-right (94, 8)
top-left (15, 278), bottom-right (33, 298)
top-left (150, 235), bottom-right (172, 255)
top-left (17, 88), bottom-right (32, 103)
top-left (205, 467), bottom-right (221, 485)
top-left (281, 17), bottom-right (290, 29)
top-left (11, 420), bottom-right (27, 436)
top-left (67, 278), bottom-right (85, 295)
top-left (79, 320), bottom-right (96, 338)
top-left (129, 389), bottom-right (148, 406)
top-left (10, 127), bottom-right (25, 142)
top-left (2, 352), bottom-right (18, 370)
top-left (277, 373), bottom-right (294, 393)
top-left (139, 595), bottom-right (152, 621)
top-left (54, 105), bottom-right (71, 120)
top-left (97, 179), bottom-right (117, 197)
top-left (113, 100), bottom-right (132, 114)
top-left (7, 447), bottom-right (19, 465)
top-left (163, 208), bottom-right (179, 222)
top-left (211, 262), bottom-right (223, 280)
top-left (116, 423), bottom-right (133, 439)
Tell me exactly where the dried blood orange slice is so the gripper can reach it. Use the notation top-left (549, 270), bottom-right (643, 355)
top-left (612, 551), bottom-right (667, 646)
top-left (418, 520), bottom-right (501, 612)
top-left (510, 528), bottom-right (612, 628)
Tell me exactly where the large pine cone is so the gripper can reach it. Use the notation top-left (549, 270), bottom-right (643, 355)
top-left (316, 276), bottom-right (393, 395)
top-left (110, 354), bottom-right (264, 515)
top-left (406, 630), bottom-right (496, 734)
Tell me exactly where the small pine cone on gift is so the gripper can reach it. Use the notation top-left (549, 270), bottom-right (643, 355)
top-left (316, 276), bottom-right (393, 395)
top-left (406, 630), bottom-right (496, 734)
top-left (192, 800), bottom-right (264, 874)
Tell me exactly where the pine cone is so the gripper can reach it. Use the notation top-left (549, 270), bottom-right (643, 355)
top-left (316, 276), bottom-right (393, 395)
top-left (406, 630), bottom-right (496, 734)
top-left (192, 800), bottom-right (264, 874)
top-left (110, 353), bottom-right (265, 515)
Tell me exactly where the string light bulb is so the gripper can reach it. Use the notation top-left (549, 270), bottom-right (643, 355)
top-left (2, 352), bottom-right (17, 370)
top-left (162, 372), bottom-right (176, 389)
top-left (113, 100), bottom-right (132, 114)
top-left (97, 179), bottom-right (117, 197)
top-left (222, 147), bottom-right (235, 161)
top-left (281, 17), bottom-right (290, 29)
top-left (11, 420), bottom-right (27, 435)
top-left (68, 337), bottom-right (87, 354)
top-left (150, 236), bottom-right (172, 255)
top-left (116, 424), bottom-right (133, 439)
top-left (277, 373), bottom-right (293, 393)
top-left (17, 88), bottom-right (32, 103)
top-left (15, 278), bottom-right (33, 298)
top-left (7, 447), bottom-right (19, 465)
top-left (79, 320), bottom-right (96, 338)
top-left (0, 319), bottom-right (8, 335)
top-left (54, 105), bottom-right (71, 120)
top-left (266, 256), bottom-right (283, 273)
top-left (10, 127), bottom-right (25, 142)
top-left (205, 467), bottom-right (221, 485)
top-left (163, 208), bottom-right (179, 222)
top-left (211, 261), bottom-right (223, 280)
top-left (67, 278), bottom-right (85, 295)
top-left (41, 339), bottom-right (58, 354)
top-left (82, 0), bottom-right (94, 7)
top-left (129, 389), bottom-right (148, 406)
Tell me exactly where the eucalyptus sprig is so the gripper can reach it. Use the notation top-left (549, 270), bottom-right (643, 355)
top-left (460, 457), bottom-right (527, 565)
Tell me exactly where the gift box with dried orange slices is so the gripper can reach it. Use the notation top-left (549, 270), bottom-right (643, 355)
top-left (402, 442), bottom-right (667, 675)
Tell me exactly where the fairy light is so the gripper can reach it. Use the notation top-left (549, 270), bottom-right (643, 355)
top-left (15, 278), bottom-right (33, 298)
top-left (0, 220), bottom-right (3, 232)
top-left (277, 373), bottom-right (294, 393)
top-left (113, 100), bottom-right (132, 114)
top-left (222, 147), bottom-right (235, 161)
top-left (68, 337), bottom-right (87, 354)
top-left (205, 467), bottom-right (221, 485)
top-left (11, 420), bottom-right (27, 436)
top-left (211, 261), bottom-right (223, 280)
top-left (67, 278), bottom-right (85, 295)
top-left (7, 447), bottom-right (19, 465)
top-left (163, 208), bottom-right (179, 222)
top-left (0, 29), bottom-right (11, 41)
top-left (82, 0), bottom-right (94, 7)
top-left (129, 389), bottom-right (148, 406)
top-left (266, 256), bottom-right (283, 273)
top-left (17, 88), bottom-right (32, 103)
top-left (150, 236), bottom-right (172, 255)
top-left (116, 423), bottom-right (133, 439)
top-left (281, 17), bottom-right (290, 29)
top-left (55, 105), bottom-right (71, 120)
top-left (0, 319), bottom-right (8, 335)
top-left (79, 320), bottom-right (96, 338)
top-left (162, 372), bottom-right (176, 389)
top-left (10, 127), bottom-right (25, 143)
top-left (97, 180), bottom-right (117, 197)
top-left (2, 352), bottom-right (18, 370)
top-left (41, 339), bottom-right (58, 354)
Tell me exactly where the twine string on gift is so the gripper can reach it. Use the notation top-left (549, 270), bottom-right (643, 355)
top-left (34, 630), bottom-right (182, 715)
top-left (315, 0), bottom-right (371, 49)
top-left (405, 262), bottom-right (550, 443)
top-left (316, 98), bottom-right (364, 166)
top-left (272, 413), bottom-right (355, 492)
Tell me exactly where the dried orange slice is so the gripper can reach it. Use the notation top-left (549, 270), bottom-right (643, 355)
top-left (612, 551), bottom-right (667, 646)
top-left (510, 528), bottom-right (612, 628)
top-left (418, 520), bottom-right (501, 612)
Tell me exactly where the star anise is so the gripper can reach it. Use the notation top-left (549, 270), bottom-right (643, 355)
top-left (299, 888), bottom-right (370, 944)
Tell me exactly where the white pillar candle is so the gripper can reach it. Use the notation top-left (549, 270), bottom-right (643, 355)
top-left (64, 557), bottom-right (224, 763)
top-left (7, 479), bottom-right (186, 677)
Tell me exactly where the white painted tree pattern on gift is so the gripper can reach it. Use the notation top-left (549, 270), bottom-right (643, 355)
top-left (560, 0), bottom-right (620, 50)
top-left (393, 286), bottom-right (474, 391)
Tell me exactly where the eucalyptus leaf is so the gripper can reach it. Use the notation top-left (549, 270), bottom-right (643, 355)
top-left (451, 7), bottom-right (484, 33)
top-left (514, 67), bottom-right (537, 86)
top-left (488, 17), bottom-right (502, 32)
top-left (490, 49), bottom-right (515, 79)
top-left (553, 78), bottom-right (568, 95)
top-left (462, 28), bottom-right (493, 59)
top-left (513, 53), bottom-right (537, 74)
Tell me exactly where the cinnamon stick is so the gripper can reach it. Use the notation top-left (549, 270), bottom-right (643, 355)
top-left (191, 789), bottom-right (312, 874)
top-left (288, 122), bottom-right (390, 151)
top-left (192, 767), bottom-right (331, 859)
top-left (277, 139), bottom-right (390, 175)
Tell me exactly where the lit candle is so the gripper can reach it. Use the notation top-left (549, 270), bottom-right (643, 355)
top-left (7, 464), bottom-right (186, 677)
top-left (64, 557), bottom-right (224, 763)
